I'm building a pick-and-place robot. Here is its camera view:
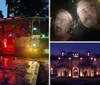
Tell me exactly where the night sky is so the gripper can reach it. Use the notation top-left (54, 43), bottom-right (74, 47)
top-left (0, 0), bottom-right (48, 18)
top-left (50, 43), bottom-right (100, 55)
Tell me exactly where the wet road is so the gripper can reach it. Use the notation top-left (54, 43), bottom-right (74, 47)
top-left (0, 56), bottom-right (40, 85)
top-left (51, 77), bottom-right (100, 85)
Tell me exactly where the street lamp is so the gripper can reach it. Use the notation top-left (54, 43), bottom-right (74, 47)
top-left (33, 43), bottom-right (36, 47)
top-left (91, 57), bottom-right (93, 60)
top-left (94, 58), bottom-right (96, 61)
top-left (33, 27), bottom-right (37, 31)
top-left (34, 49), bottom-right (37, 52)
top-left (51, 68), bottom-right (53, 74)
top-left (69, 57), bottom-right (71, 60)
top-left (58, 57), bottom-right (60, 60)
top-left (80, 57), bottom-right (82, 60)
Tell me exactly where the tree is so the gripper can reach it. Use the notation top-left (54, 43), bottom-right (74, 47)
top-left (6, 0), bottom-right (48, 18)
top-left (6, 0), bottom-right (12, 17)
top-left (0, 10), bottom-right (3, 18)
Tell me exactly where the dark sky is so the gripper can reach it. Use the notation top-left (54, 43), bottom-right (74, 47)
top-left (50, 43), bottom-right (100, 55)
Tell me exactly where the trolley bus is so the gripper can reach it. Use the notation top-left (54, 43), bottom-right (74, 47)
top-left (0, 17), bottom-right (44, 55)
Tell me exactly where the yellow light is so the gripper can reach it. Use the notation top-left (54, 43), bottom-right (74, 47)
top-left (33, 61), bottom-right (37, 65)
top-left (69, 72), bottom-right (71, 77)
top-left (80, 72), bottom-right (83, 77)
top-left (44, 49), bottom-right (49, 54)
top-left (28, 61), bottom-right (33, 66)
top-left (96, 72), bottom-right (99, 75)
top-left (33, 43), bottom-right (36, 47)
top-left (62, 71), bottom-right (64, 76)
top-left (34, 49), bottom-right (37, 52)
top-left (29, 48), bottom-right (32, 51)
top-left (51, 68), bottom-right (53, 71)
top-left (57, 72), bottom-right (61, 77)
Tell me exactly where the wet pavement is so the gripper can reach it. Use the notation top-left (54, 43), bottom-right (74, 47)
top-left (51, 77), bottom-right (100, 85)
top-left (36, 62), bottom-right (48, 85)
top-left (0, 57), bottom-right (40, 85)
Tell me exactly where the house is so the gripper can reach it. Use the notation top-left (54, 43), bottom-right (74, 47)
top-left (51, 51), bottom-right (100, 78)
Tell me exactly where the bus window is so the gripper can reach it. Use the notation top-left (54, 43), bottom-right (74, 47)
top-left (21, 21), bottom-right (29, 37)
top-left (4, 25), bottom-right (13, 37)
top-left (32, 20), bottom-right (40, 35)
top-left (16, 25), bottom-right (21, 38)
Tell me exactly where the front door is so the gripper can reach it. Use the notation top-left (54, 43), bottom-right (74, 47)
top-left (72, 67), bottom-right (79, 78)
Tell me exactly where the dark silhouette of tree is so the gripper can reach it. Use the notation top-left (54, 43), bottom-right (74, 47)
top-left (0, 10), bottom-right (4, 18)
top-left (51, 55), bottom-right (58, 60)
top-left (6, 0), bottom-right (12, 17)
top-left (6, 0), bottom-right (48, 18)
top-left (40, 18), bottom-right (48, 34)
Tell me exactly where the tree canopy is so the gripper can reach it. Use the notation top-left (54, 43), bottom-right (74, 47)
top-left (0, 10), bottom-right (4, 18)
top-left (6, 0), bottom-right (48, 18)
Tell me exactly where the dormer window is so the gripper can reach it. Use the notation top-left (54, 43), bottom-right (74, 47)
top-left (61, 51), bottom-right (66, 56)
top-left (73, 52), bottom-right (79, 58)
top-left (86, 51), bottom-right (90, 56)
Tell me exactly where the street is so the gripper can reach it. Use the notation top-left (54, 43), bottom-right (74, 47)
top-left (36, 62), bottom-right (48, 85)
top-left (0, 56), bottom-right (48, 85)
top-left (51, 77), bottom-right (100, 85)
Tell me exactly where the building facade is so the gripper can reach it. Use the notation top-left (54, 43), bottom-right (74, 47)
top-left (51, 51), bottom-right (100, 78)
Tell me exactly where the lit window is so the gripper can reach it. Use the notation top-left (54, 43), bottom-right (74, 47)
top-left (91, 57), bottom-right (93, 60)
top-left (62, 52), bottom-right (65, 56)
top-left (61, 51), bottom-right (65, 56)
top-left (58, 57), bottom-right (60, 60)
top-left (80, 57), bottom-right (82, 60)
top-left (87, 52), bottom-right (90, 56)
top-left (94, 58), bottom-right (96, 61)
top-left (51, 68), bottom-right (53, 74)
top-left (69, 57), bottom-right (71, 60)
top-left (33, 27), bottom-right (37, 31)
top-left (8, 33), bottom-right (12, 37)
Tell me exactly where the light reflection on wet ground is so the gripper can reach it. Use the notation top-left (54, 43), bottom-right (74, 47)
top-left (0, 70), bottom-right (16, 85)
top-left (0, 57), bottom-right (40, 85)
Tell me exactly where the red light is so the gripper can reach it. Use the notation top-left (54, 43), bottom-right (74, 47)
top-left (0, 71), bottom-right (3, 80)
top-left (0, 25), bottom-right (2, 28)
top-left (8, 73), bottom-right (16, 84)
top-left (4, 38), bottom-right (7, 48)
top-left (4, 58), bottom-right (8, 67)
top-left (4, 45), bottom-right (7, 48)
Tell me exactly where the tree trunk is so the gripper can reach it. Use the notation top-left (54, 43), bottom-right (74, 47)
top-left (7, 4), bottom-right (10, 17)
